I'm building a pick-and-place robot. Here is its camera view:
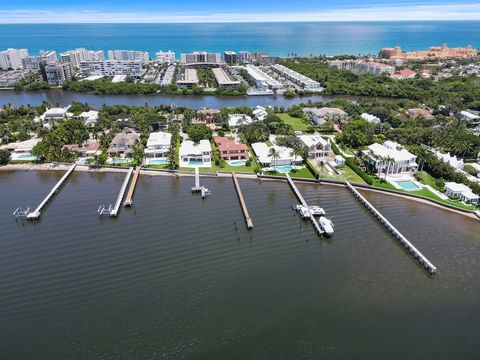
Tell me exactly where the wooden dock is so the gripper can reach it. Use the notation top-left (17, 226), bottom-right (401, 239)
top-left (345, 181), bottom-right (437, 275)
top-left (286, 174), bottom-right (324, 236)
top-left (109, 167), bottom-right (133, 217)
top-left (191, 167), bottom-right (202, 192)
top-left (124, 167), bottom-right (141, 207)
top-left (26, 164), bottom-right (76, 220)
top-left (232, 172), bottom-right (253, 229)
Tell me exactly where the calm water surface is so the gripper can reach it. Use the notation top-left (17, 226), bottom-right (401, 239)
top-left (0, 170), bottom-right (479, 359)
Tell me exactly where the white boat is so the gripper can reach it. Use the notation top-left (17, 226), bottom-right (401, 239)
top-left (295, 205), bottom-right (311, 219)
top-left (319, 216), bottom-right (334, 236)
top-left (309, 206), bottom-right (326, 216)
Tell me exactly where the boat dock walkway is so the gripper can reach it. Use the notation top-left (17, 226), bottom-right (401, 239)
top-left (109, 167), bottom-right (133, 217)
top-left (232, 172), bottom-right (253, 230)
top-left (286, 174), bottom-right (324, 236)
top-left (345, 181), bottom-right (437, 275)
top-left (26, 164), bottom-right (76, 220)
top-left (191, 167), bottom-right (202, 192)
top-left (124, 167), bottom-right (141, 207)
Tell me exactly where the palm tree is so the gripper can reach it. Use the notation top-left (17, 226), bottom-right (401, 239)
top-left (268, 147), bottom-right (280, 168)
top-left (385, 156), bottom-right (395, 178)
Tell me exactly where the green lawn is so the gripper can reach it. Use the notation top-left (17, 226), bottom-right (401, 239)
top-left (316, 164), bottom-right (366, 183)
top-left (415, 171), bottom-right (441, 191)
top-left (277, 113), bottom-right (310, 131)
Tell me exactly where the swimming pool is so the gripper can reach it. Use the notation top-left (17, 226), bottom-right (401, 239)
top-left (396, 180), bottom-right (422, 191)
top-left (148, 159), bottom-right (167, 165)
top-left (229, 160), bottom-right (246, 166)
top-left (188, 161), bottom-right (204, 166)
top-left (271, 165), bottom-right (294, 173)
top-left (109, 158), bottom-right (132, 164)
top-left (16, 154), bottom-right (38, 160)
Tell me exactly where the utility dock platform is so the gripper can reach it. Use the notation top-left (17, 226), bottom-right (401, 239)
top-left (345, 181), bottom-right (437, 275)
top-left (191, 167), bottom-right (202, 192)
top-left (232, 172), bottom-right (253, 229)
top-left (26, 164), bottom-right (76, 220)
top-left (286, 174), bottom-right (324, 236)
top-left (124, 167), bottom-right (141, 207)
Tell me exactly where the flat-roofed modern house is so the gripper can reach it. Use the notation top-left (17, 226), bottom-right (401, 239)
top-left (214, 137), bottom-right (249, 160)
top-left (228, 114), bottom-right (253, 128)
top-left (251, 142), bottom-right (303, 167)
top-left (444, 182), bottom-right (479, 204)
top-left (144, 131), bottom-right (172, 164)
top-left (79, 110), bottom-right (99, 127)
top-left (179, 139), bottom-right (212, 167)
top-left (108, 129), bottom-right (141, 156)
top-left (363, 141), bottom-right (418, 175)
top-left (303, 107), bottom-right (348, 125)
top-left (298, 134), bottom-right (331, 158)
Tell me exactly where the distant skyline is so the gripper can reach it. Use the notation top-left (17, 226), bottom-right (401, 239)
top-left (1, 1), bottom-right (480, 23)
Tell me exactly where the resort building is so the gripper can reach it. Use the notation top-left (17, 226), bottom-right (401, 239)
top-left (44, 62), bottom-right (73, 85)
top-left (459, 110), bottom-right (480, 122)
top-left (434, 151), bottom-right (464, 170)
top-left (79, 110), bottom-right (99, 127)
top-left (108, 50), bottom-right (149, 65)
top-left (363, 141), bottom-right (418, 175)
top-left (156, 50), bottom-right (176, 64)
top-left (251, 142), bottom-right (303, 167)
top-left (361, 113), bottom-right (381, 124)
top-left (80, 60), bottom-right (144, 78)
top-left (444, 182), bottom-right (479, 204)
top-left (228, 114), bottom-right (253, 128)
top-left (180, 52), bottom-right (222, 65)
top-left (298, 134), bottom-right (331, 158)
top-left (176, 68), bottom-right (199, 89)
top-left (303, 107), bottom-right (348, 125)
top-left (108, 129), bottom-right (141, 156)
top-left (144, 131), bottom-right (172, 164)
top-left (214, 137), bottom-right (249, 160)
top-left (0, 48), bottom-right (28, 70)
top-left (379, 44), bottom-right (478, 62)
top-left (328, 60), bottom-right (395, 76)
top-left (271, 64), bottom-right (322, 90)
top-left (212, 67), bottom-right (240, 90)
top-left (179, 140), bottom-right (212, 167)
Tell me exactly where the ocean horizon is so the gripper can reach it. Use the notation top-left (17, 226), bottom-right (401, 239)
top-left (1, 21), bottom-right (479, 57)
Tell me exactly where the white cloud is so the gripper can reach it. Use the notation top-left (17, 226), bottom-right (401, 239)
top-left (1, 3), bottom-right (480, 23)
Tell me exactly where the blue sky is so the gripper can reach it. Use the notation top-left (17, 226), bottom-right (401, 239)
top-left (1, 1), bottom-right (480, 23)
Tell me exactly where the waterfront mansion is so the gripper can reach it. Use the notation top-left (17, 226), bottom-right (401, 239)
top-left (363, 141), bottom-right (418, 175)
top-left (144, 131), bottom-right (172, 165)
top-left (179, 140), bottom-right (212, 167)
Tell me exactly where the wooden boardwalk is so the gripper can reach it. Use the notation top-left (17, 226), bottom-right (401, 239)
top-left (26, 164), bottom-right (76, 220)
top-left (232, 172), bottom-right (253, 229)
top-left (346, 181), bottom-right (437, 275)
top-left (124, 167), bottom-right (141, 207)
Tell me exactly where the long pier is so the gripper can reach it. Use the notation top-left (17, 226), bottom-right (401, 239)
top-left (232, 172), bottom-right (253, 229)
top-left (191, 167), bottom-right (202, 192)
top-left (124, 167), bottom-right (141, 207)
top-left (345, 181), bottom-right (437, 275)
top-left (110, 167), bottom-right (134, 217)
top-left (26, 164), bottom-right (76, 220)
top-left (286, 174), bottom-right (324, 235)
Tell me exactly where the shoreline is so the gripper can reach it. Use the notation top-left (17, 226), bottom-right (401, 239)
top-left (1, 163), bottom-right (477, 219)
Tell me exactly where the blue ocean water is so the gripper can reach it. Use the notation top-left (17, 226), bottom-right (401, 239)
top-left (0, 22), bottom-right (479, 57)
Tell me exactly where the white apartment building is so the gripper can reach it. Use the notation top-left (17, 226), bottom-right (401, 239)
top-left (238, 51), bottom-right (251, 63)
top-left (44, 62), bottom-right (73, 85)
top-left (87, 50), bottom-right (104, 61)
top-left (156, 50), bottom-right (176, 64)
top-left (108, 50), bottom-right (149, 65)
top-left (0, 48), bottom-right (29, 70)
top-left (39, 50), bottom-right (57, 65)
top-left (60, 48), bottom-right (89, 68)
top-left (271, 64), bottom-right (322, 90)
top-left (21, 56), bottom-right (42, 71)
top-left (180, 52), bottom-right (222, 64)
top-left (243, 65), bottom-right (285, 89)
top-left (80, 60), bottom-right (144, 78)
top-left (328, 60), bottom-right (395, 76)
